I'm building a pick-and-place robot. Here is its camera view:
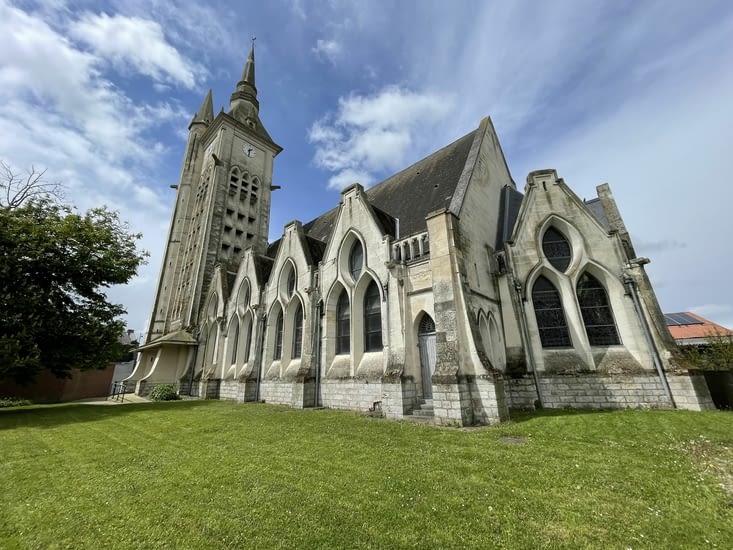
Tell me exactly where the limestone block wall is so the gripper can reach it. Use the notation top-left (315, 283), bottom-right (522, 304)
top-left (468, 375), bottom-right (509, 424)
top-left (667, 373), bottom-right (715, 411)
top-left (432, 381), bottom-right (473, 426)
top-left (219, 380), bottom-right (238, 401)
top-left (260, 380), bottom-right (293, 405)
top-left (505, 376), bottom-right (539, 409)
top-left (320, 379), bottom-right (384, 413)
top-left (537, 374), bottom-right (671, 409)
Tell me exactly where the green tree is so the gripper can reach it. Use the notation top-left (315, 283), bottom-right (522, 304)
top-left (680, 329), bottom-right (733, 371)
top-left (0, 167), bottom-right (147, 384)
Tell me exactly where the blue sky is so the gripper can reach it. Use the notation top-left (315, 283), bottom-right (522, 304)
top-left (2, 0), bottom-right (732, 336)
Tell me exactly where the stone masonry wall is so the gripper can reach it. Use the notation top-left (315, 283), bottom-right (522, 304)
top-left (537, 374), bottom-right (671, 409)
top-left (260, 380), bottom-right (292, 405)
top-left (219, 380), bottom-right (238, 401)
top-left (321, 379), bottom-right (384, 413)
top-left (667, 373), bottom-right (715, 411)
top-left (506, 376), bottom-right (539, 409)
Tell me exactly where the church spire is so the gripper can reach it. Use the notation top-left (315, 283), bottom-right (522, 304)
top-left (229, 37), bottom-right (259, 119)
top-left (190, 89), bottom-right (213, 127)
top-left (241, 39), bottom-right (256, 88)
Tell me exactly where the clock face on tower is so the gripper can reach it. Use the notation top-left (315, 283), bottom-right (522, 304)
top-left (242, 142), bottom-right (257, 158)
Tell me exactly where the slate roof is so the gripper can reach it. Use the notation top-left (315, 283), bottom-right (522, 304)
top-left (584, 197), bottom-right (610, 229)
top-left (364, 129), bottom-right (477, 238)
top-left (298, 128), bottom-right (478, 248)
top-left (496, 185), bottom-right (524, 248)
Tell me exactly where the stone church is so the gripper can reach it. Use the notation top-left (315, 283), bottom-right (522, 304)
top-left (128, 46), bottom-right (713, 425)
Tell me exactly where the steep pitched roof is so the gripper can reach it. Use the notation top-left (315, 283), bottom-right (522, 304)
top-left (364, 129), bottom-right (477, 238)
top-left (496, 185), bottom-right (524, 248)
top-left (584, 197), bottom-right (610, 229)
top-left (297, 129), bottom-right (477, 248)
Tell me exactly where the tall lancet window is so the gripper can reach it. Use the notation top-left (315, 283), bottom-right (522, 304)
top-left (532, 276), bottom-right (571, 348)
top-left (336, 290), bottom-right (350, 354)
top-left (364, 280), bottom-right (383, 352)
top-left (542, 227), bottom-right (572, 272)
top-left (576, 273), bottom-right (620, 346)
top-left (349, 241), bottom-right (363, 281)
top-left (274, 310), bottom-right (284, 360)
top-left (292, 303), bottom-right (303, 359)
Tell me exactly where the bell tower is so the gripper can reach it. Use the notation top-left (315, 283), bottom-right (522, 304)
top-left (145, 40), bottom-right (282, 341)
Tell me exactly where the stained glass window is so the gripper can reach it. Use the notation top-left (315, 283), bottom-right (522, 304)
top-left (292, 303), bottom-right (303, 358)
top-left (532, 276), bottom-right (572, 348)
top-left (350, 241), bottom-right (363, 281)
top-left (364, 280), bottom-right (382, 352)
top-left (542, 227), bottom-right (571, 272)
top-left (577, 273), bottom-right (620, 346)
top-left (336, 291), bottom-right (350, 354)
top-left (274, 310), bottom-right (283, 360)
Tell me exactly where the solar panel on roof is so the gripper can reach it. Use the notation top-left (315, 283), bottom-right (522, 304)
top-left (664, 312), bottom-right (703, 326)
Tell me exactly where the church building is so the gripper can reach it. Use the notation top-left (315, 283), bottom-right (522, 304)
top-left (128, 46), bottom-right (713, 425)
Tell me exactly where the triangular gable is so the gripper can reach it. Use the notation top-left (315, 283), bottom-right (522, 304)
top-left (509, 169), bottom-right (612, 247)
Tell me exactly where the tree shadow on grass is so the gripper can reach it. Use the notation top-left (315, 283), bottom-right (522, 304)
top-left (0, 399), bottom-right (214, 431)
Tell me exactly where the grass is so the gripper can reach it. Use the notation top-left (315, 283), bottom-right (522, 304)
top-left (1, 401), bottom-right (732, 549)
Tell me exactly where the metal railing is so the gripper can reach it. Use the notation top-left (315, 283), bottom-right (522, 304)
top-left (110, 381), bottom-right (128, 402)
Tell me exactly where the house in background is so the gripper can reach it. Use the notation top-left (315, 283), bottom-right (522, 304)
top-left (0, 329), bottom-right (138, 403)
top-left (665, 311), bottom-right (733, 409)
top-left (0, 367), bottom-right (115, 403)
top-left (665, 312), bottom-right (733, 347)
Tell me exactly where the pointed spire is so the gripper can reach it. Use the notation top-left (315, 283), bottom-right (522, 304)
top-left (229, 36), bottom-right (260, 121)
top-left (241, 37), bottom-right (256, 87)
top-left (191, 89), bottom-right (214, 126)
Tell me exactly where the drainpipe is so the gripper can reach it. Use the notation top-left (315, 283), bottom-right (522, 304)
top-left (313, 300), bottom-right (323, 407)
top-left (623, 273), bottom-right (675, 408)
top-left (513, 279), bottom-right (544, 408)
top-left (187, 326), bottom-right (201, 395)
top-left (253, 309), bottom-right (267, 402)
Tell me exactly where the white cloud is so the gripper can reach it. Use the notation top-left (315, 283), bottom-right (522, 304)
top-left (312, 39), bottom-right (342, 64)
top-left (309, 86), bottom-right (454, 190)
top-left (69, 12), bottom-right (202, 88)
top-left (0, 1), bottom-right (195, 332)
top-left (326, 168), bottom-right (374, 191)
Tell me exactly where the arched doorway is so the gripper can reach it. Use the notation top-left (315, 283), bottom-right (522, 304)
top-left (418, 314), bottom-right (436, 399)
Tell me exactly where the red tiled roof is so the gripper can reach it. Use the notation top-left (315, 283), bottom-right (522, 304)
top-left (665, 311), bottom-right (733, 344)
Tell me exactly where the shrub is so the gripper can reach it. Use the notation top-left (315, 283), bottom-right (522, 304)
top-left (149, 384), bottom-right (180, 401)
top-left (0, 397), bottom-right (33, 408)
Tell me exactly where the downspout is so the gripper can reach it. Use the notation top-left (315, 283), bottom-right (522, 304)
top-left (186, 326), bottom-right (201, 395)
top-left (513, 279), bottom-right (544, 408)
top-left (313, 300), bottom-right (322, 407)
top-left (253, 308), bottom-right (267, 402)
top-left (623, 273), bottom-right (675, 408)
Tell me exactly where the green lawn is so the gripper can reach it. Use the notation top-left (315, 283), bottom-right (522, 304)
top-left (1, 401), bottom-right (731, 549)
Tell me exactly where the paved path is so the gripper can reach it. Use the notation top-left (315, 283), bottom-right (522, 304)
top-left (71, 393), bottom-right (150, 405)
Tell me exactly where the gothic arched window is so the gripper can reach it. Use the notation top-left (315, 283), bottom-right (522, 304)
top-left (532, 276), bottom-right (571, 348)
top-left (542, 227), bottom-right (572, 272)
top-left (577, 273), bottom-right (620, 346)
top-left (292, 303), bottom-right (303, 358)
top-left (336, 291), bottom-right (350, 354)
top-left (274, 310), bottom-right (284, 360)
top-left (349, 240), bottom-right (363, 281)
top-left (364, 280), bottom-right (382, 352)
top-left (287, 268), bottom-right (296, 298)
top-left (230, 319), bottom-right (239, 364)
top-left (243, 318), bottom-right (253, 363)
